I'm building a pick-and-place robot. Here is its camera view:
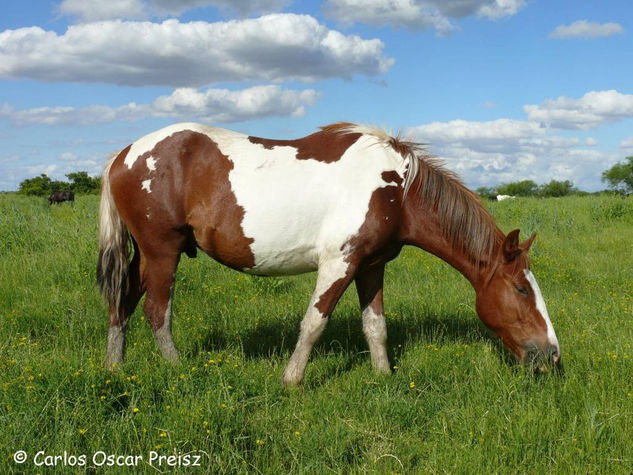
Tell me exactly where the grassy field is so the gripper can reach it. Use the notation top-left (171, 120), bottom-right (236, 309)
top-left (1, 193), bottom-right (632, 473)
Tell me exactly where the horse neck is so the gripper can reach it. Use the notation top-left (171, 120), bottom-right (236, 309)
top-left (398, 193), bottom-right (503, 288)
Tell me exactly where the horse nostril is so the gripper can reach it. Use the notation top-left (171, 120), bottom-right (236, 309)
top-left (523, 345), bottom-right (562, 374)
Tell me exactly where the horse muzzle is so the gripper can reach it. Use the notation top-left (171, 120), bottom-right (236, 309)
top-left (523, 343), bottom-right (562, 374)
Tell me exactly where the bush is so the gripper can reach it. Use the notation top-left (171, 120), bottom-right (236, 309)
top-left (602, 156), bottom-right (633, 194)
top-left (475, 186), bottom-right (497, 200)
top-left (497, 180), bottom-right (538, 197)
top-left (539, 180), bottom-right (577, 197)
top-left (18, 171), bottom-right (101, 196)
top-left (591, 198), bottom-right (633, 222)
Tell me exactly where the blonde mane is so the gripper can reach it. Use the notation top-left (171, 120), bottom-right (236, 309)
top-left (323, 122), bottom-right (502, 265)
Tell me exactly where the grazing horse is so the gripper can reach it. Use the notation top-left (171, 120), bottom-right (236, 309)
top-left (49, 190), bottom-right (75, 205)
top-left (97, 122), bottom-right (560, 386)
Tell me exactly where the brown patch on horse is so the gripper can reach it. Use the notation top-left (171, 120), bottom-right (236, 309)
top-left (183, 133), bottom-right (256, 270)
top-left (313, 272), bottom-right (355, 317)
top-left (248, 125), bottom-right (361, 164)
top-left (109, 131), bottom-right (255, 270)
top-left (349, 180), bottom-right (403, 267)
top-left (381, 170), bottom-right (403, 186)
top-left (355, 264), bottom-right (385, 316)
top-left (314, 179), bottom-right (403, 316)
top-left (109, 138), bottom-right (190, 264)
top-left (247, 136), bottom-right (276, 150)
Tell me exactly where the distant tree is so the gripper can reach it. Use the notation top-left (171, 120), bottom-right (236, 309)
top-left (18, 170), bottom-right (101, 196)
top-left (18, 174), bottom-right (54, 196)
top-left (602, 156), bottom-right (633, 194)
top-left (50, 179), bottom-right (68, 192)
top-left (539, 179), bottom-right (577, 197)
top-left (66, 171), bottom-right (101, 194)
top-left (475, 186), bottom-right (498, 199)
top-left (497, 180), bottom-right (538, 197)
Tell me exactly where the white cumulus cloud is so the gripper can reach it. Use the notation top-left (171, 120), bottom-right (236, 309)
top-left (58, 0), bottom-right (290, 22)
top-left (0, 85), bottom-right (320, 126)
top-left (58, 0), bottom-right (146, 22)
top-left (549, 20), bottom-right (624, 39)
top-left (620, 137), bottom-right (633, 149)
top-left (407, 115), bottom-right (616, 190)
top-left (410, 118), bottom-right (545, 148)
top-left (323, 0), bottom-right (525, 33)
top-left (407, 90), bottom-right (633, 189)
top-left (150, 0), bottom-right (291, 16)
top-left (0, 15), bottom-right (393, 86)
top-left (524, 90), bottom-right (633, 130)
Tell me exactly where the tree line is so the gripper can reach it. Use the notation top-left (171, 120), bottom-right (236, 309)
top-left (476, 179), bottom-right (579, 199)
top-left (18, 172), bottom-right (101, 196)
top-left (477, 156), bottom-right (633, 199)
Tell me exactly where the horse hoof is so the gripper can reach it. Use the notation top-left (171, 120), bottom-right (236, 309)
top-left (282, 373), bottom-right (303, 388)
top-left (105, 360), bottom-right (122, 371)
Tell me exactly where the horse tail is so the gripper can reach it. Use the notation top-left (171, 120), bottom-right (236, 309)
top-left (97, 154), bottom-right (130, 315)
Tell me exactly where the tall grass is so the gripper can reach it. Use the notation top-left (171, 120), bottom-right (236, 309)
top-left (1, 194), bottom-right (632, 473)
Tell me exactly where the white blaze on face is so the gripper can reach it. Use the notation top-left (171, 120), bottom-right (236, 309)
top-left (524, 269), bottom-right (560, 353)
top-left (141, 179), bottom-right (152, 193)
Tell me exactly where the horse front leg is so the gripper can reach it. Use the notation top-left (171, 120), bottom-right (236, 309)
top-left (282, 259), bottom-right (357, 387)
top-left (355, 263), bottom-right (391, 373)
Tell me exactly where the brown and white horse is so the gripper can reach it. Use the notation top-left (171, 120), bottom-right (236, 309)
top-left (97, 122), bottom-right (560, 385)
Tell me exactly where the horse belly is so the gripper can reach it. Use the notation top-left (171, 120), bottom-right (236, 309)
top-left (237, 196), bottom-right (329, 276)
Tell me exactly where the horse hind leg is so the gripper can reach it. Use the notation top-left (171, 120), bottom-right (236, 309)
top-left (142, 252), bottom-right (181, 361)
top-left (106, 241), bottom-right (145, 367)
top-left (355, 264), bottom-right (391, 374)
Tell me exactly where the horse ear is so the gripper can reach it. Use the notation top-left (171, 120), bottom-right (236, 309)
top-left (502, 229), bottom-right (522, 262)
top-left (520, 232), bottom-right (536, 252)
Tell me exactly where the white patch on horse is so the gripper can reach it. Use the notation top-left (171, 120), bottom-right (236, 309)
top-left (361, 306), bottom-right (390, 372)
top-left (124, 123), bottom-right (199, 169)
top-left (194, 127), bottom-right (408, 277)
top-left (146, 156), bottom-right (157, 172)
top-left (141, 179), bottom-right (152, 193)
top-left (524, 269), bottom-right (560, 352)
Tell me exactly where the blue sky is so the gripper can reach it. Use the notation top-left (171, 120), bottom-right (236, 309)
top-left (1, 0), bottom-right (632, 191)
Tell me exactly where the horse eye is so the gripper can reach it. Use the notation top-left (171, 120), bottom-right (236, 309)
top-left (515, 285), bottom-right (529, 296)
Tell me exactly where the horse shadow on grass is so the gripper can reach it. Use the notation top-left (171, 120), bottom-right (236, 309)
top-left (193, 307), bottom-right (514, 382)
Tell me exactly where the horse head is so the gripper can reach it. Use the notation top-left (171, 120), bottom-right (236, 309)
top-left (475, 230), bottom-right (561, 371)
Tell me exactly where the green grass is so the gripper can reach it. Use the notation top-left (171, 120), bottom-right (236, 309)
top-left (1, 194), bottom-right (632, 473)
